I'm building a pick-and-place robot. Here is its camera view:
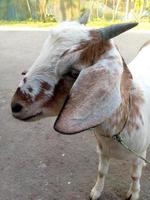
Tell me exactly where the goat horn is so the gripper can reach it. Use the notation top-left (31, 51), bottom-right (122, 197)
top-left (98, 22), bottom-right (138, 41)
top-left (78, 10), bottom-right (90, 25)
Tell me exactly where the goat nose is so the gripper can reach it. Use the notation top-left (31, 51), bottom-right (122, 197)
top-left (11, 103), bottom-right (23, 113)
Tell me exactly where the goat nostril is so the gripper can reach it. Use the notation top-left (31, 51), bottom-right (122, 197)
top-left (11, 103), bottom-right (23, 113)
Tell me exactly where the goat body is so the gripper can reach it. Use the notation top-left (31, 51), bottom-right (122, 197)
top-left (90, 41), bottom-right (150, 200)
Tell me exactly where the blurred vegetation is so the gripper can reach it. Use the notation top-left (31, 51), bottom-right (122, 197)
top-left (0, 0), bottom-right (149, 28)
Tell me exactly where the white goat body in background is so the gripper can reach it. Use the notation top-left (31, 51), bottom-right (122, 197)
top-left (11, 14), bottom-right (150, 200)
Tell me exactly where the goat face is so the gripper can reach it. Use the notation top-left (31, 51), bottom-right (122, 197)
top-left (11, 21), bottom-right (137, 133)
top-left (11, 21), bottom-right (91, 120)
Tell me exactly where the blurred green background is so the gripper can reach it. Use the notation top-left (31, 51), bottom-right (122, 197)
top-left (0, 0), bottom-right (150, 28)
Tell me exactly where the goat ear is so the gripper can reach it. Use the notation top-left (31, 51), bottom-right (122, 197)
top-left (54, 66), bottom-right (122, 134)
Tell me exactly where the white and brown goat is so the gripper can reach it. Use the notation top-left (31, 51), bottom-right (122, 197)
top-left (11, 15), bottom-right (150, 200)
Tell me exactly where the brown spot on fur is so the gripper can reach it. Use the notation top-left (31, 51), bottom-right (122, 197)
top-left (98, 58), bottom-right (132, 134)
top-left (23, 77), bottom-right (27, 83)
top-left (34, 82), bottom-right (51, 101)
top-left (15, 87), bottom-right (32, 103)
top-left (43, 79), bottom-right (74, 113)
top-left (108, 57), bottom-right (144, 134)
top-left (34, 89), bottom-right (44, 101)
top-left (60, 30), bottom-right (111, 68)
top-left (98, 57), bottom-right (144, 136)
top-left (78, 31), bottom-right (112, 66)
top-left (127, 86), bottom-right (144, 132)
top-left (61, 30), bottom-right (112, 67)
top-left (28, 87), bottom-right (33, 93)
top-left (120, 57), bottom-right (132, 102)
top-left (42, 82), bottom-right (51, 90)
top-left (14, 81), bottom-right (52, 105)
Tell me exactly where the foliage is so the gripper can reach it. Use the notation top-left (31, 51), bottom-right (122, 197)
top-left (0, 19), bottom-right (150, 30)
top-left (0, 0), bottom-right (149, 23)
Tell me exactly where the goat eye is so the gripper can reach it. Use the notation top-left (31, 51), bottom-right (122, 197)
top-left (66, 69), bottom-right (79, 79)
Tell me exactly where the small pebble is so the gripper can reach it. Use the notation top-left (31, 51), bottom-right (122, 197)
top-left (38, 162), bottom-right (47, 168)
top-left (45, 182), bottom-right (48, 186)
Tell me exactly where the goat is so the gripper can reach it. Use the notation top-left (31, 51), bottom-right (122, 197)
top-left (11, 14), bottom-right (149, 200)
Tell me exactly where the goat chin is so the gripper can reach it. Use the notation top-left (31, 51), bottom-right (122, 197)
top-left (13, 112), bottom-right (43, 122)
top-left (23, 113), bottom-right (43, 122)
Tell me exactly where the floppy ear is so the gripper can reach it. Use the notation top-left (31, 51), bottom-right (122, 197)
top-left (54, 64), bottom-right (122, 134)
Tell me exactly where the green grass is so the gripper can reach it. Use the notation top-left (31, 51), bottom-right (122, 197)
top-left (0, 19), bottom-right (150, 30)
top-left (0, 20), bottom-right (57, 27)
top-left (87, 19), bottom-right (150, 30)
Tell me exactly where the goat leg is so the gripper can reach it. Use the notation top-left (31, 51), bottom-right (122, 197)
top-left (126, 151), bottom-right (147, 200)
top-left (90, 150), bottom-right (110, 200)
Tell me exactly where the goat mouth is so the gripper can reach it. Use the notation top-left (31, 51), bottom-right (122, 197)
top-left (22, 112), bottom-right (43, 121)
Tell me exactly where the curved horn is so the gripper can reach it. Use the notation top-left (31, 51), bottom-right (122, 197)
top-left (98, 22), bottom-right (138, 41)
top-left (78, 10), bottom-right (90, 25)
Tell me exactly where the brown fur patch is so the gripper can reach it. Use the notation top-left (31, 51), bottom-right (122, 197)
top-left (127, 86), bottom-right (144, 132)
top-left (99, 57), bottom-right (144, 135)
top-left (99, 58), bottom-right (132, 134)
top-left (34, 90), bottom-right (45, 101)
top-left (23, 77), bottom-right (27, 83)
top-left (28, 87), bottom-right (33, 93)
top-left (120, 57), bottom-right (144, 132)
top-left (34, 82), bottom-right (52, 101)
top-left (43, 79), bottom-right (74, 114)
top-left (114, 59), bottom-right (144, 134)
top-left (61, 30), bottom-right (112, 67)
top-left (14, 81), bottom-right (52, 104)
top-left (120, 57), bottom-right (132, 113)
top-left (15, 87), bottom-right (32, 103)
top-left (42, 82), bottom-right (52, 90)
top-left (78, 31), bottom-right (112, 66)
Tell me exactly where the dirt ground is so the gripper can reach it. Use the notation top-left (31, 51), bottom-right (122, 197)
top-left (0, 30), bottom-right (150, 200)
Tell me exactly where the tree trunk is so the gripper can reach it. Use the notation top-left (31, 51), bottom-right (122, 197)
top-left (60, 0), bottom-right (66, 20)
top-left (39, 0), bottom-right (47, 22)
top-left (70, 0), bottom-right (74, 20)
top-left (125, 0), bottom-right (130, 21)
top-left (78, 0), bottom-right (80, 11)
top-left (112, 0), bottom-right (116, 21)
top-left (114, 0), bottom-right (120, 20)
top-left (139, 0), bottom-right (146, 19)
top-left (26, 0), bottom-right (32, 18)
top-left (102, 0), bottom-right (108, 19)
top-left (77, 0), bottom-right (80, 17)
top-left (89, 0), bottom-right (94, 21)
